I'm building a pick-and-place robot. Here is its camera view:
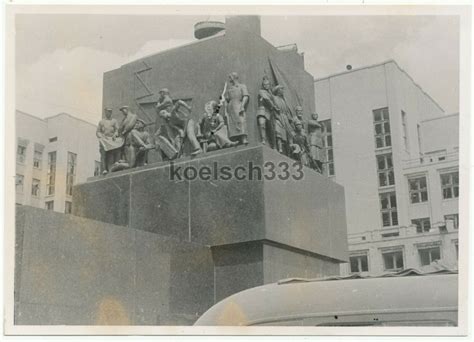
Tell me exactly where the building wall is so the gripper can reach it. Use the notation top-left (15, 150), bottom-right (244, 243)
top-left (315, 61), bottom-right (459, 276)
top-left (15, 111), bottom-right (48, 208)
top-left (402, 152), bottom-right (459, 233)
top-left (314, 60), bottom-right (449, 235)
top-left (315, 64), bottom-right (390, 234)
top-left (420, 113), bottom-right (459, 154)
top-left (15, 111), bottom-right (100, 213)
top-left (341, 228), bottom-right (458, 276)
top-left (341, 152), bottom-right (459, 276)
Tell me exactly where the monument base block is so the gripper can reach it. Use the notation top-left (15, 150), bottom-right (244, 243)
top-left (15, 145), bottom-right (348, 325)
top-left (73, 145), bottom-right (348, 262)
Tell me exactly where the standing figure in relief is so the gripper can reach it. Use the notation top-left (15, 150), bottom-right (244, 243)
top-left (257, 76), bottom-right (279, 146)
top-left (307, 113), bottom-right (324, 173)
top-left (224, 72), bottom-right (249, 146)
top-left (118, 106), bottom-right (138, 167)
top-left (96, 107), bottom-right (122, 175)
top-left (155, 88), bottom-right (173, 130)
top-left (290, 120), bottom-right (311, 167)
top-left (295, 106), bottom-right (307, 134)
top-left (272, 85), bottom-right (295, 154)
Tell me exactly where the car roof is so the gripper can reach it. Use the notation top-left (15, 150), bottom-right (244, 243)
top-left (194, 269), bottom-right (458, 326)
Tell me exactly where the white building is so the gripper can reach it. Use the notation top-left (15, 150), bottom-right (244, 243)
top-left (15, 110), bottom-right (100, 213)
top-left (314, 60), bottom-right (459, 274)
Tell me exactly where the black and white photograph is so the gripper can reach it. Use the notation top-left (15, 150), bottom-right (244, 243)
top-left (3, 3), bottom-right (471, 336)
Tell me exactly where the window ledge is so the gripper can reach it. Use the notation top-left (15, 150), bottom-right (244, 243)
top-left (442, 197), bottom-right (459, 202)
top-left (409, 201), bottom-right (429, 206)
top-left (381, 225), bottom-right (400, 229)
top-left (378, 185), bottom-right (396, 191)
top-left (384, 269), bottom-right (403, 273)
top-left (375, 147), bottom-right (393, 153)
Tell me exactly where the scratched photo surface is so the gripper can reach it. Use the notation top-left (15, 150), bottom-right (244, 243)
top-left (8, 6), bottom-right (467, 335)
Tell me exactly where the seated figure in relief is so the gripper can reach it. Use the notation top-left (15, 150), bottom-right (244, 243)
top-left (197, 100), bottom-right (237, 152)
top-left (128, 119), bottom-right (154, 168)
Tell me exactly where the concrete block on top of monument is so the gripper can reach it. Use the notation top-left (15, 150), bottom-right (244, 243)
top-left (101, 15), bottom-right (315, 163)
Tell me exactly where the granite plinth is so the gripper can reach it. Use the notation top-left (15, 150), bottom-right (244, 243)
top-left (212, 241), bottom-right (341, 302)
top-left (15, 192), bottom-right (345, 325)
top-left (72, 145), bottom-right (348, 262)
top-left (14, 206), bottom-right (213, 326)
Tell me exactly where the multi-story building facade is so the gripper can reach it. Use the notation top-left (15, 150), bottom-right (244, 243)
top-left (15, 110), bottom-right (100, 213)
top-left (314, 60), bottom-right (459, 274)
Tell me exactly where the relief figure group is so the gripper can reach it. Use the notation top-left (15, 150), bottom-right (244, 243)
top-left (97, 71), bottom-right (325, 175)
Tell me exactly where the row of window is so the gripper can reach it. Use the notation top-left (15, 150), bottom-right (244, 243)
top-left (16, 151), bottom-right (77, 197)
top-left (373, 108), bottom-right (399, 229)
top-left (373, 108), bottom-right (392, 149)
top-left (373, 108), bottom-right (412, 152)
top-left (44, 200), bottom-right (72, 214)
top-left (411, 214), bottom-right (459, 233)
top-left (17, 144), bottom-right (44, 168)
top-left (378, 171), bottom-right (458, 228)
top-left (373, 107), bottom-right (459, 200)
top-left (320, 119), bottom-right (335, 177)
top-left (408, 172), bottom-right (459, 203)
top-left (350, 241), bottom-right (458, 273)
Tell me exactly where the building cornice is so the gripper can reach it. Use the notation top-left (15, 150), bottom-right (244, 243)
top-left (314, 59), bottom-right (445, 114)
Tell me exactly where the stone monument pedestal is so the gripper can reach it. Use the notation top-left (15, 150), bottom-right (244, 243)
top-left (73, 145), bottom-right (348, 303)
top-left (15, 146), bottom-right (348, 325)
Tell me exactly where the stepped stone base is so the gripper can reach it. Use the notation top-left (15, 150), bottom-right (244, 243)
top-left (15, 146), bottom-right (348, 325)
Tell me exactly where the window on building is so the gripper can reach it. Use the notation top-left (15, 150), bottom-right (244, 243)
top-left (349, 254), bottom-right (369, 273)
top-left (47, 151), bottom-right (57, 196)
top-left (49, 137), bottom-right (57, 143)
top-left (441, 171), bottom-right (459, 199)
top-left (66, 152), bottom-right (77, 196)
top-left (418, 246), bottom-right (441, 266)
top-left (409, 176), bottom-right (428, 203)
top-left (33, 150), bottom-right (43, 169)
top-left (94, 160), bottom-right (101, 177)
top-left (412, 217), bottom-right (431, 233)
top-left (380, 192), bottom-right (398, 227)
top-left (15, 174), bottom-right (24, 193)
top-left (31, 178), bottom-right (41, 197)
top-left (382, 250), bottom-right (404, 271)
top-left (373, 107), bottom-right (391, 148)
top-left (65, 201), bottom-right (72, 214)
top-left (17, 145), bottom-right (27, 164)
top-left (376, 154), bottom-right (394, 187)
top-left (454, 241), bottom-right (459, 260)
top-left (45, 201), bottom-right (54, 210)
top-left (321, 119), bottom-right (335, 176)
top-left (401, 111), bottom-right (408, 151)
top-left (444, 214), bottom-right (459, 229)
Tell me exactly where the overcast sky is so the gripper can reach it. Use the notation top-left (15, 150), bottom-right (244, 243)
top-left (15, 14), bottom-right (459, 124)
